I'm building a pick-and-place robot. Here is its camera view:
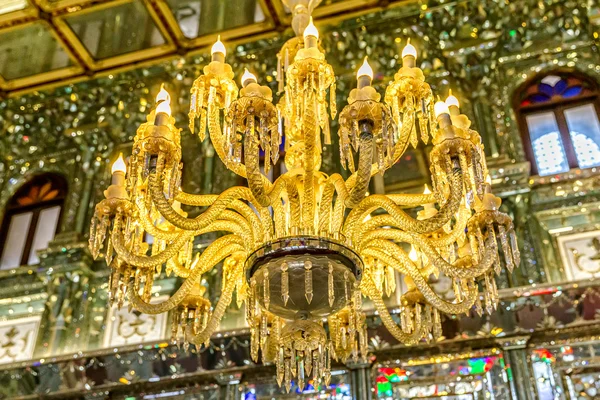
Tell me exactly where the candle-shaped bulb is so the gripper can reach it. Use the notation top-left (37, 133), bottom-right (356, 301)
top-left (423, 184), bottom-right (432, 195)
top-left (303, 17), bottom-right (319, 40)
top-left (155, 85), bottom-right (171, 116)
top-left (485, 174), bottom-right (492, 186)
top-left (401, 39), bottom-right (417, 59)
top-left (356, 56), bottom-right (373, 89)
top-left (434, 100), bottom-right (450, 118)
top-left (111, 153), bottom-right (126, 174)
top-left (408, 245), bottom-right (419, 262)
top-left (357, 57), bottom-right (373, 80)
top-left (211, 35), bottom-right (226, 57)
top-left (445, 92), bottom-right (460, 108)
top-left (241, 68), bottom-right (257, 87)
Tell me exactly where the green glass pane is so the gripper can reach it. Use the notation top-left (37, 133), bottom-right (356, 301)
top-left (64, 0), bottom-right (165, 60)
top-left (0, 22), bottom-right (72, 80)
top-left (165, 0), bottom-right (264, 39)
top-left (0, 0), bottom-right (28, 15)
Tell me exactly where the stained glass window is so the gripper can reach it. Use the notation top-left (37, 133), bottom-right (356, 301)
top-left (516, 71), bottom-right (600, 175)
top-left (0, 174), bottom-right (66, 269)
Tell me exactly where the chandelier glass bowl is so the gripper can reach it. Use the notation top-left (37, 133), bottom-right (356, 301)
top-left (89, 11), bottom-right (519, 392)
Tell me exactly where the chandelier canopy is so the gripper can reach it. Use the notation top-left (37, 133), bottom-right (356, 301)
top-left (89, 5), bottom-right (519, 392)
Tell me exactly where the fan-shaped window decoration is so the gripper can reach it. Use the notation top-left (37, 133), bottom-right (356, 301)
top-left (515, 71), bottom-right (600, 176)
top-left (0, 174), bottom-right (67, 269)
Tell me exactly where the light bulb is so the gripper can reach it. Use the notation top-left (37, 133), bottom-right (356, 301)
top-left (445, 94), bottom-right (460, 108)
top-left (356, 56), bottom-right (373, 80)
top-left (211, 35), bottom-right (226, 57)
top-left (111, 153), bottom-right (126, 174)
top-left (241, 68), bottom-right (257, 87)
top-left (485, 174), bottom-right (492, 186)
top-left (423, 184), bottom-right (432, 195)
top-left (434, 101), bottom-right (450, 118)
top-left (401, 41), bottom-right (417, 59)
top-left (155, 86), bottom-right (171, 116)
top-left (408, 245), bottom-right (419, 262)
top-left (303, 17), bottom-right (319, 39)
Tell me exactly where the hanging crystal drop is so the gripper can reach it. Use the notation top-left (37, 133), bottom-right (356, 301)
top-left (263, 269), bottom-right (270, 311)
top-left (305, 260), bottom-right (313, 304)
top-left (281, 262), bottom-right (289, 306)
top-left (328, 262), bottom-right (334, 307)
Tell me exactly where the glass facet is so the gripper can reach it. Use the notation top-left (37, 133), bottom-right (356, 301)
top-left (166, 0), bottom-right (264, 39)
top-left (0, 23), bottom-right (72, 80)
top-left (0, 0), bottom-right (28, 15)
top-left (526, 112), bottom-right (570, 176)
top-left (564, 103), bottom-right (600, 169)
top-left (64, 0), bottom-right (166, 60)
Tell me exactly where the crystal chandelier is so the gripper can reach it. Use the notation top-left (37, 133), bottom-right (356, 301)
top-left (89, 4), bottom-right (519, 392)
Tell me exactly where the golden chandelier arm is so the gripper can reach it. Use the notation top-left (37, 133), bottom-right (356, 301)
top-left (362, 275), bottom-right (428, 345)
top-left (344, 169), bottom-right (463, 239)
top-left (362, 241), bottom-right (477, 315)
top-left (128, 235), bottom-right (246, 314)
top-left (185, 255), bottom-right (243, 346)
top-left (111, 213), bottom-right (193, 269)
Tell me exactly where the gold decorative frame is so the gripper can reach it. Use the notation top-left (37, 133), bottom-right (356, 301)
top-left (53, 0), bottom-right (176, 70)
top-left (0, 0), bottom-right (39, 27)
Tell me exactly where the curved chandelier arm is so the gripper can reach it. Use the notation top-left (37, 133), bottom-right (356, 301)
top-left (112, 214), bottom-right (193, 268)
top-left (386, 192), bottom-right (437, 207)
top-left (149, 172), bottom-right (255, 233)
top-left (136, 198), bottom-right (183, 241)
top-left (344, 169), bottom-right (463, 239)
top-left (362, 244), bottom-right (477, 315)
top-left (362, 231), bottom-right (496, 280)
top-left (346, 124), bottom-right (375, 208)
top-left (185, 256), bottom-right (243, 345)
top-left (128, 235), bottom-right (246, 314)
top-left (362, 275), bottom-right (427, 344)
top-left (355, 205), bottom-right (470, 249)
top-left (175, 190), bottom-right (274, 240)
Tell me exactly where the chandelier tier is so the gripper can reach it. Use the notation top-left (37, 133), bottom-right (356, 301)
top-left (89, 4), bottom-right (519, 392)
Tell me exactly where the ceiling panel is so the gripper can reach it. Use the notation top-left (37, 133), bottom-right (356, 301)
top-left (157, 0), bottom-right (273, 46)
top-left (0, 21), bottom-right (82, 90)
top-left (54, 0), bottom-right (175, 69)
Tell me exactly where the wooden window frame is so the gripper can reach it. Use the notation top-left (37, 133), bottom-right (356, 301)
top-left (515, 72), bottom-right (600, 176)
top-left (0, 175), bottom-right (66, 268)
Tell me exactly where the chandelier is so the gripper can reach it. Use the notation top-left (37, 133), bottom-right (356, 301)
top-left (89, 5), bottom-right (519, 392)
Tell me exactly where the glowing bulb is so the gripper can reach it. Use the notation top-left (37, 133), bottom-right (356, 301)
top-left (485, 174), bottom-right (492, 186)
top-left (111, 153), bottom-right (126, 174)
top-left (303, 17), bottom-right (319, 39)
top-left (423, 184), bottom-right (432, 195)
top-left (211, 35), bottom-right (226, 56)
top-left (401, 40), bottom-right (417, 59)
top-left (356, 56), bottom-right (373, 80)
top-left (434, 101), bottom-right (450, 118)
top-left (445, 93), bottom-right (460, 108)
top-left (155, 86), bottom-right (171, 116)
top-left (241, 68), bottom-right (257, 86)
top-left (408, 245), bottom-right (419, 262)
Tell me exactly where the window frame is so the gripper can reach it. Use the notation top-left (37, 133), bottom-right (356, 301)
top-left (515, 72), bottom-right (600, 176)
top-left (0, 175), bottom-right (66, 268)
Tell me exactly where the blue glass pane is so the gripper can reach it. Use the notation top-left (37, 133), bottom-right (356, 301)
top-left (538, 83), bottom-right (554, 97)
top-left (530, 94), bottom-right (551, 103)
top-left (554, 79), bottom-right (568, 95)
top-left (562, 86), bottom-right (582, 98)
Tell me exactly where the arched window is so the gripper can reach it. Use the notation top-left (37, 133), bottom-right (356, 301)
top-left (0, 174), bottom-right (67, 269)
top-left (515, 71), bottom-right (600, 176)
